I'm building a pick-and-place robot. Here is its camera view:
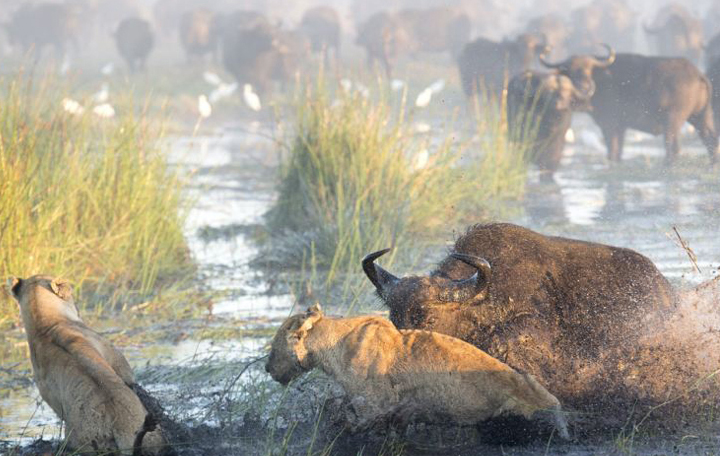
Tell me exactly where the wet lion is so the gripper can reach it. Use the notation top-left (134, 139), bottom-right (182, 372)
top-left (265, 304), bottom-right (569, 439)
top-left (7, 275), bottom-right (169, 455)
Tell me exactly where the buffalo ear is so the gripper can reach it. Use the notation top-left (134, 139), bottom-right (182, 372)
top-left (6, 276), bottom-right (21, 298)
top-left (50, 279), bottom-right (73, 301)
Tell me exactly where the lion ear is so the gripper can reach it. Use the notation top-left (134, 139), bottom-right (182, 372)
top-left (50, 279), bottom-right (73, 301)
top-left (293, 305), bottom-right (324, 338)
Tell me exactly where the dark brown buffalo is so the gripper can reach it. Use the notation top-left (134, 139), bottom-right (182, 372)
top-left (179, 8), bottom-right (216, 61)
top-left (457, 34), bottom-right (546, 98)
top-left (222, 21), bottom-right (308, 94)
top-left (706, 58), bottom-right (720, 131)
top-left (114, 17), bottom-right (154, 73)
top-left (568, 0), bottom-right (636, 54)
top-left (507, 72), bottom-right (590, 178)
top-left (356, 7), bottom-right (470, 77)
top-left (541, 48), bottom-right (719, 163)
top-left (645, 3), bottom-right (703, 66)
top-left (5, 2), bottom-right (79, 59)
top-left (299, 6), bottom-right (341, 60)
top-left (362, 223), bottom-right (676, 409)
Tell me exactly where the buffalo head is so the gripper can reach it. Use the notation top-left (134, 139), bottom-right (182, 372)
top-left (539, 44), bottom-right (616, 97)
top-left (362, 249), bottom-right (491, 329)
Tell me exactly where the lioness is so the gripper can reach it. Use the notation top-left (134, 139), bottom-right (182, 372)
top-left (265, 304), bottom-right (570, 440)
top-left (7, 275), bottom-right (168, 455)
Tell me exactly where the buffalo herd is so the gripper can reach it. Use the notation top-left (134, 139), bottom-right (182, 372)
top-left (4, 1), bottom-right (715, 178)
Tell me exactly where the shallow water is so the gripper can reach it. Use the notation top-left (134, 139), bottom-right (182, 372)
top-left (2, 120), bottom-right (719, 445)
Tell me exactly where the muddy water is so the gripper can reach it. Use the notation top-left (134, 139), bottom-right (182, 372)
top-left (1, 121), bottom-right (719, 444)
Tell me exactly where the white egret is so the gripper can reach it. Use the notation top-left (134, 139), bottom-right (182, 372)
top-left (93, 103), bottom-right (115, 119)
top-left (93, 83), bottom-right (110, 104)
top-left (198, 95), bottom-right (212, 118)
top-left (243, 84), bottom-right (262, 111)
top-left (391, 79), bottom-right (406, 91)
top-left (412, 149), bottom-right (430, 171)
top-left (339, 78), bottom-right (353, 93)
top-left (203, 71), bottom-right (223, 86)
top-left (415, 87), bottom-right (433, 108)
top-left (100, 62), bottom-right (115, 76)
top-left (61, 98), bottom-right (85, 116)
top-left (429, 78), bottom-right (446, 94)
top-left (209, 82), bottom-right (238, 103)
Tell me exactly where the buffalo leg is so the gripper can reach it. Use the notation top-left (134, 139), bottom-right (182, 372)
top-left (663, 123), bottom-right (682, 164)
top-left (688, 113), bottom-right (720, 164)
top-left (601, 127), bottom-right (625, 162)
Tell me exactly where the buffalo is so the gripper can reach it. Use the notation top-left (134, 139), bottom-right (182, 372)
top-left (457, 34), bottom-right (546, 98)
top-left (114, 17), bottom-right (154, 73)
top-left (4, 2), bottom-right (79, 60)
top-left (179, 8), bottom-right (216, 61)
top-left (222, 21), bottom-right (308, 94)
top-left (507, 71), bottom-right (591, 179)
top-left (568, 0), bottom-right (636, 54)
top-left (299, 6), bottom-right (341, 61)
top-left (362, 223), bottom-right (676, 410)
top-left (645, 3), bottom-right (703, 66)
top-left (541, 47), bottom-right (719, 164)
top-left (356, 8), bottom-right (470, 77)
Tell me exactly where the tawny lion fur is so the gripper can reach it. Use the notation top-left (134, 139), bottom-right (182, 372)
top-left (8, 275), bottom-right (166, 455)
top-left (265, 304), bottom-right (569, 439)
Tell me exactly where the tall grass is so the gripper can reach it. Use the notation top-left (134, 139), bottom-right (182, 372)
top-left (0, 76), bottom-right (191, 322)
top-left (264, 80), bottom-right (528, 283)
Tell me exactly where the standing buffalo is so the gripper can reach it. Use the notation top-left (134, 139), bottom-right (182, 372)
top-left (541, 47), bottom-right (719, 164)
top-left (222, 21), bottom-right (308, 94)
top-left (507, 72), bottom-right (591, 178)
top-left (361, 223), bottom-right (676, 409)
top-left (5, 2), bottom-right (79, 60)
top-left (457, 34), bottom-right (546, 98)
top-left (299, 6), bottom-right (341, 61)
top-left (179, 8), bottom-right (216, 61)
top-left (568, 0), bottom-right (636, 54)
top-left (645, 3), bottom-right (703, 66)
top-left (114, 17), bottom-right (154, 73)
top-left (356, 7), bottom-right (470, 77)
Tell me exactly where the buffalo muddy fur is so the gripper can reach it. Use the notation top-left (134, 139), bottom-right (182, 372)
top-left (362, 223), bottom-right (720, 429)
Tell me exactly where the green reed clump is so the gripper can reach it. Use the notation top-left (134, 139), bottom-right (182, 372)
top-left (0, 76), bottom-right (191, 322)
top-left (264, 81), bottom-right (528, 282)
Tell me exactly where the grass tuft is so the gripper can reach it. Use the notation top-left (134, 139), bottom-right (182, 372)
top-left (0, 75), bottom-right (192, 322)
top-left (263, 79), bottom-right (528, 283)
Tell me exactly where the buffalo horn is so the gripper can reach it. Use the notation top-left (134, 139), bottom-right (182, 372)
top-left (437, 253), bottom-right (492, 303)
top-left (362, 249), bottom-right (399, 295)
top-left (593, 43), bottom-right (616, 68)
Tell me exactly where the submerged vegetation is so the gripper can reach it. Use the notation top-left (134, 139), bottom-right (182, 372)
top-left (0, 76), bottom-right (192, 323)
top-left (263, 81), bottom-right (529, 282)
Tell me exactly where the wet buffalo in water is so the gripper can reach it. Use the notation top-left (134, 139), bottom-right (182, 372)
top-left (457, 34), bottom-right (546, 98)
top-left (299, 6), bottom-right (341, 61)
top-left (567, 0), bottom-right (636, 54)
top-left (222, 20), bottom-right (309, 94)
top-left (507, 72), bottom-right (591, 179)
top-left (356, 7), bottom-right (470, 77)
top-left (4, 2), bottom-right (80, 60)
top-left (362, 223), bottom-right (676, 410)
top-left (114, 17), bottom-right (154, 73)
top-left (541, 46), bottom-right (719, 164)
top-left (645, 3), bottom-right (703, 66)
top-left (179, 8), bottom-right (216, 61)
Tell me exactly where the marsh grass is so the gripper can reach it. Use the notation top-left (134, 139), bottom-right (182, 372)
top-left (0, 74), bottom-right (193, 323)
top-left (263, 78), bottom-right (530, 285)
